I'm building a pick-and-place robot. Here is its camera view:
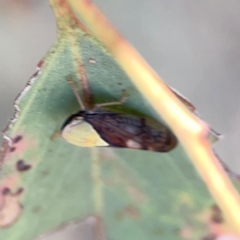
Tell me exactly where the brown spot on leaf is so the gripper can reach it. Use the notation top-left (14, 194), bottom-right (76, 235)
top-left (37, 59), bottom-right (44, 68)
top-left (9, 147), bottom-right (16, 152)
top-left (202, 234), bottom-right (217, 240)
top-left (203, 204), bottom-right (240, 239)
top-left (123, 206), bottom-right (140, 219)
top-left (40, 170), bottom-right (49, 177)
top-left (16, 160), bottom-right (31, 172)
top-left (2, 188), bottom-right (10, 195)
top-left (15, 188), bottom-right (24, 195)
top-left (32, 205), bottom-right (42, 214)
top-left (153, 228), bottom-right (164, 236)
top-left (210, 204), bottom-right (224, 224)
top-left (0, 187), bottom-right (23, 228)
top-left (126, 185), bottom-right (146, 204)
top-left (2, 188), bottom-right (23, 196)
top-left (13, 135), bottom-right (22, 144)
top-left (116, 206), bottom-right (140, 220)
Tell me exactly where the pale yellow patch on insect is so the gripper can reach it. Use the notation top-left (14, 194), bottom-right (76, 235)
top-left (61, 117), bottom-right (108, 147)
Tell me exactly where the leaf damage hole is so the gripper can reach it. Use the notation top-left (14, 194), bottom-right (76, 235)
top-left (16, 160), bottom-right (32, 172)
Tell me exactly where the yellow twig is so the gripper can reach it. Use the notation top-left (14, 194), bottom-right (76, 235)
top-left (61, 0), bottom-right (240, 233)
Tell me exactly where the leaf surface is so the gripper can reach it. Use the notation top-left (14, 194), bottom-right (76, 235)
top-left (0, 2), bottom-right (239, 240)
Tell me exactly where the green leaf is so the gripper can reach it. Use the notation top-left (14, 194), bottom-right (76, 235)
top-left (0, 3), bottom-right (239, 240)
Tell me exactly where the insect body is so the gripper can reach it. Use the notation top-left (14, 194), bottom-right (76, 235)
top-left (61, 110), bottom-right (177, 152)
top-left (61, 78), bottom-right (177, 152)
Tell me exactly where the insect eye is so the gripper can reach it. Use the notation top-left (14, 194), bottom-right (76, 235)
top-left (69, 116), bottom-right (83, 125)
top-left (61, 113), bottom-right (84, 131)
top-left (73, 116), bottom-right (82, 121)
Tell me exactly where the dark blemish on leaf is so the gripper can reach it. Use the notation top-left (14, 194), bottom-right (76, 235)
top-left (40, 170), bottom-right (49, 177)
top-left (2, 188), bottom-right (10, 195)
top-left (2, 187), bottom-right (23, 196)
top-left (15, 187), bottom-right (24, 195)
top-left (9, 147), bottom-right (16, 152)
top-left (32, 71), bottom-right (39, 78)
top-left (123, 206), bottom-right (140, 219)
top-left (115, 206), bottom-right (140, 220)
top-left (32, 205), bottom-right (42, 213)
top-left (118, 82), bottom-right (122, 85)
top-left (153, 228), bottom-right (164, 236)
top-left (202, 234), bottom-right (217, 240)
top-left (210, 204), bottom-right (224, 224)
top-left (37, 60), bottom-right (44, 68)
top-left (114, 210), bottom-right (124, 220)
top-left (13, 135), bottom-right (22, 144)
top-left (211, 214), bottom-right (223, 223)
top-left (16, 160), bottom-right (32, 172)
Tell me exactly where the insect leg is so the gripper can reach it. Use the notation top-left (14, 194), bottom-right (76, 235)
top-left (66, 77), bottom-right (86, 110)
top-left (94, 93), bottom-right (128, 109)
top-left (50, 131), bottom-right (61, 141)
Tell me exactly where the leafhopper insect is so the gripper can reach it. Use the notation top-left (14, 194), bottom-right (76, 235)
top-left (61, 78), bottom-right (177, 152)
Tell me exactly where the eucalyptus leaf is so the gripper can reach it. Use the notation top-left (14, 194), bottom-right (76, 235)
top-left (0, 3), bottom-right (239, 240)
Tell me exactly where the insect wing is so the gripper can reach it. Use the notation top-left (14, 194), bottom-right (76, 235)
top-left (84, 112), bottom-right (177, 152)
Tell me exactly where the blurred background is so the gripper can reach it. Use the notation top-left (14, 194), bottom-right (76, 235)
top-left (1, 0), bottom-right (240, 239)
